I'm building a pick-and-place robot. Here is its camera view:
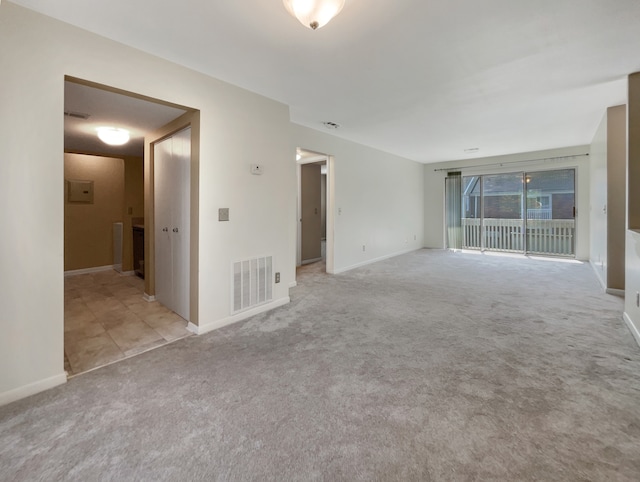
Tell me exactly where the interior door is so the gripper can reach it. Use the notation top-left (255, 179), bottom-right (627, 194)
top-left (171, 127), bottom-right (191, 319)
top-left (154, 136), bottom-right (173, 309)
top-left (153, 127), bottom-right (191, 320)
top-left (301, 163), bottom-right (322, 262)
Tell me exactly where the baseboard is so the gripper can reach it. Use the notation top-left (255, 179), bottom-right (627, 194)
top-left (0, 372), bottom-right (67, 407)
top-left (606, 288), bottom-right (625, 298)
top-left (190, 296), bottom-right (291, 335)
top-left (289, 281), bottom-right (298, 289)
top-left (623, 312), bottom-right (640, 348)
top-left (120, 270), bottom-right (136, 277)
top-left (64, 265), bottom-right (114, 277)
top-left (301, 257), bottom-right (323, 265)
top-left (333, 247), bottom-right (420, 275)
top-left (589, 261), bottom-right (607, 291)
top-left (143, 293), bottom-right (156, 302)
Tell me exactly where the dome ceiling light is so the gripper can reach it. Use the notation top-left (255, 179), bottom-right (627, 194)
top-left (282, 0), bottom-right (345, 30)
top-left (96, 127), bottom-right (130, 146)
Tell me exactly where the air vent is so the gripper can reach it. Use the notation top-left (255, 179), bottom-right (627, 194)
top-left (323, 121), bottom-right (340, 129)
top-left (64, 110), bottom-right (90, 120)
top-left (232, 256), bottom-right (273, 313)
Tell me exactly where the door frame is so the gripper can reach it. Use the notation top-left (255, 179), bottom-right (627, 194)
top-left (296, 149), bottom-right (335, 274)
top-left (145, 111), bottom-right (200, 326)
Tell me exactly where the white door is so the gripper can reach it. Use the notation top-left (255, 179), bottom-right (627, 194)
top-left (153, 127), bottom-right (191, 320)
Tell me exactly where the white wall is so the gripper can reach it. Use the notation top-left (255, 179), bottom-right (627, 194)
top-left (424, 146), bottom-right (591, 260)
top-left (0, 3), bottom-right (295, 404)
top-left (590, 112), bottom-right (608, 286)
top-left (290, 124), bottom-right (425, 275)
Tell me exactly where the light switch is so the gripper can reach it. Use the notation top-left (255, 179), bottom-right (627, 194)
top-left (219, 208), bottom-right (229, 222)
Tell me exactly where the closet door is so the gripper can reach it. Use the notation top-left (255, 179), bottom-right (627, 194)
top-left (171, 127), bottom-right (191, 320)
top-left (153, 127), bottom-right (191, 320)
top-left (154, 136), bottom-right (174, 310)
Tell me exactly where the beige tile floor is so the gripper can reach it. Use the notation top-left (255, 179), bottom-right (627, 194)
top-left (64, 270), bottom-right (191, 376)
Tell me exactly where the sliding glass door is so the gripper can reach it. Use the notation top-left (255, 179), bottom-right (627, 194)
top-left (483, 173), bottom-right (524, 253)
top-left (459, 169), bottom-right (575, 256)
top-left (525, 169), bottom-right (575, 255)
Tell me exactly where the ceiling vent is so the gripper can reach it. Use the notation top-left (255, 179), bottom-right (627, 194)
top-left (64, 110), bottom-right (91, 120)
top-left (323, 121), bottom-right (340, 129)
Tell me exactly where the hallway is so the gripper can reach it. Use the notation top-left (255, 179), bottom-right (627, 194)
top-left (64, 270), bottom-right (191, 375)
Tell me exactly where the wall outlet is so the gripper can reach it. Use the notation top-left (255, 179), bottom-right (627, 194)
top-left (219, 208), bottom-right (230, 222)
top-left (362, 245), bottom-right (366, 252)
top-left (275, 272), bottom-right (280, 284)
top-left (636, 292), bottom-right (639, 308)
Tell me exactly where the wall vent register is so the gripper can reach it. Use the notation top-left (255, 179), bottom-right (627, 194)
top-left (233, 256), bottom-right (273, 313)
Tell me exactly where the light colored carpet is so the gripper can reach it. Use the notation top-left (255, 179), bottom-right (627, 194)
top-left (1, 249), bottom-right (639, 481)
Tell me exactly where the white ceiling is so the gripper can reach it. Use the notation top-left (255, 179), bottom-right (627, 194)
top-left (15, 0), bottom-right (640, 163)
top-left (64, 81), bottom-right (188, 157)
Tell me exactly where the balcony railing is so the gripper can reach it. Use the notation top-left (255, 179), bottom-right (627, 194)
top-left (462, 218), bottom-right (575, 256)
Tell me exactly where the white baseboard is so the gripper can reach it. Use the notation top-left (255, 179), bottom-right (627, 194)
top-left (143, 293), bottom-right (156, 302)
top-left (120, 270), bottom-right (136, 277)
top-left (606, 288), bottom-right (625, 298)
top-left (190, 296), bottom-right (291, 335)
top-left (589, 261), bottom-right (607, 291)
top-left (289, 281), bottom-right (298, 289)
top-left (301, 257), bottom-right (323, 265)
top-left (64, 265), bottom-right (114, 277)
top-left (333, 247), bottom-right (420, 275)
top-left (623, 312), bottom-right (640, 348)
top-left (0, 372), bottom-right (67, 407)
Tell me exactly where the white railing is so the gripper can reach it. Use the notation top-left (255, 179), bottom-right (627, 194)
top-left (526, 209), bottom-right (551, 219)
top-left (462, 218), bottom-right (575, 256)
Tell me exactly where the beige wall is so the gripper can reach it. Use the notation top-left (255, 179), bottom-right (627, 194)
top-left (607, 105), bottom-right (626, 290)
top-left (589, 105), bottom-right (626, 292)
top-left (65, 152), bottom-right (143, 273)
top-left (624, 72), bottom-right (640, 344)
top-left (64, 153), bottom-right (124, 271)
top-left (122, 156), bottom-right (144, 272)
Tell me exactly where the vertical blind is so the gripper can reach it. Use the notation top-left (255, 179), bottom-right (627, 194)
top-left (445, 172), bottom-right (462, 250)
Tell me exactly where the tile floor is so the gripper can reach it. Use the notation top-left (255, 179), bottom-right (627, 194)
top-left (64, 270), bottom-right (191, 376)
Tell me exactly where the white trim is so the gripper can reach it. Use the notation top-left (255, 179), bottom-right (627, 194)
top-left (64, 265), bottom-right (114, 277)
top-left (0, 372), bottom-right (67, 407)
top-left (120, 270), bottom-right (136, 276)
top-left (606, 288), bottom-right (625, 298)
top-left (189, 296), bottom-right (290, 335)
top-left (289, 281), bottom-right (298, 289)
top-left (590, 260), bottom-right (607, 291)
top-left (301, 257), bottom-right (322, 265)
top-left (143, 293), bottom-right (156, 302)
top-left (623, 312), bottom-right (640, 348)
top-left (333, 248), bottom-right (420, 274)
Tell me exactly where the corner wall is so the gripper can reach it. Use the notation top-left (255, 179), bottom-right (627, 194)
top-left (64, 153), bottom-right (125, 271)
top-left (624, 73), bottom-right (640, 346)
top-left (0, 3), bottom-right (294, 404)
top-left (290, 124), bottom-right (425, 276)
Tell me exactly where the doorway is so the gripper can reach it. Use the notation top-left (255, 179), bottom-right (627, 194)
top-left (296, 148), bottom-right (334, 277)
top-left (63, 77), bottom-right (198, 376)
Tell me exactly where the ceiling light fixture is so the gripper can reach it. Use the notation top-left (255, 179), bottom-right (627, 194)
top-left (96, 127), bottom-right (130, 146)
top-left (283, 0), bottom-right (345, 30)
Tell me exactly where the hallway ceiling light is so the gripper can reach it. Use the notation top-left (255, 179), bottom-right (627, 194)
top-left (96, 126), bottom-right (130, 146)
top-left (283, 0), bottom-right (345, 30)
